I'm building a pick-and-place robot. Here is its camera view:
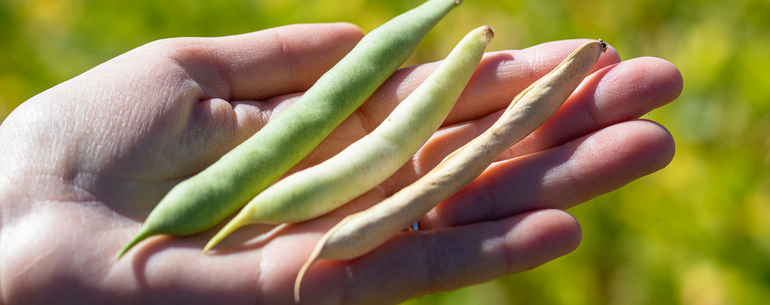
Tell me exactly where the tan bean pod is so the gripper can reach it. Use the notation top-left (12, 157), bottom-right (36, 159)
top-left (294, 39), bottom-right (608, 302)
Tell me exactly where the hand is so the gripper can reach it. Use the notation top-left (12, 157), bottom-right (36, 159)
top-left (0, 23), bottom-right (682, 304)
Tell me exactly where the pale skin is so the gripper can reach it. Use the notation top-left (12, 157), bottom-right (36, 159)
top-left (0, 23), bottom-right (682, 304)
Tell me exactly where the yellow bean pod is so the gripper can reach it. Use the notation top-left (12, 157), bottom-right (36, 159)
top-left (294, 39), bottom-right (609, 302)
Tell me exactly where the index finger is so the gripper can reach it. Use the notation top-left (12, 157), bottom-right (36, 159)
top-left (138, 23), bottom-right (365, 101)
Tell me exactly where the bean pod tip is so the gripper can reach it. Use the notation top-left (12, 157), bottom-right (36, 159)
top-left (482, 25), bottom-right (494, 41)
top-left (116, 229), bottom-right (153, 259)
top-left (294, 234), bottom-right (329, 303)
top-left (598, 38), bottom-right (608, 52)
top-left (202, 215), bottom-right (250, 253)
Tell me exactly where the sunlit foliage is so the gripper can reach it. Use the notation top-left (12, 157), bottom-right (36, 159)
top-left (1, 0), bottom-right (769, 304)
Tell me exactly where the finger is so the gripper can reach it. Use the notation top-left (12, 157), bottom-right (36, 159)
top-left (277, 39), bottom-right (622, 171)
top-left (138, 23), bottom-right (364, 101)
top-left (507, 56), bottom-right (683, 158)
top-left (355, 39), bottom-right (621, 130)
top-left (121, 24), bottom-right (363, 175)
top-left (301, 209), bottom-right (581, 304)
top-left (407, 56), bottom-right (683, 178)
top-left (421, 119), bottom-right (675, 229)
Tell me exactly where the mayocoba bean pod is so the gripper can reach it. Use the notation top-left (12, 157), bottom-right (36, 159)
top-left (204, 25), bottom-right (494, 253)
top-left (294, 39), bottom-right (609, 301)
top-left (118, 0), bottom-right (463, 258)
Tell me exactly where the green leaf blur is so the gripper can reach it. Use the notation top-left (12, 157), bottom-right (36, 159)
top-left (1, 0), bottom-right (769, 304)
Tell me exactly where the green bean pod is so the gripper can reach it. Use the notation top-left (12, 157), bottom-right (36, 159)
top-left (117, 0), bottom-right (462, 258)
top-left (293, 40), bottom-right (609, 300)
top-left (204, 25), bottom-right (494, 253)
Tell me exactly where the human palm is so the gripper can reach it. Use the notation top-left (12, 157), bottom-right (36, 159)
top-left (0, 23), bottom-right (681, 304)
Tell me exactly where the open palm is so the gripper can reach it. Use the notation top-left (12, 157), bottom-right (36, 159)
top-left (0, 23), bottom-right (682, 304)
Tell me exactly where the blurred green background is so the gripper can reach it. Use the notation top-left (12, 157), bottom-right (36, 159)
top-left (1, 0), bottom-right (769, 304)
